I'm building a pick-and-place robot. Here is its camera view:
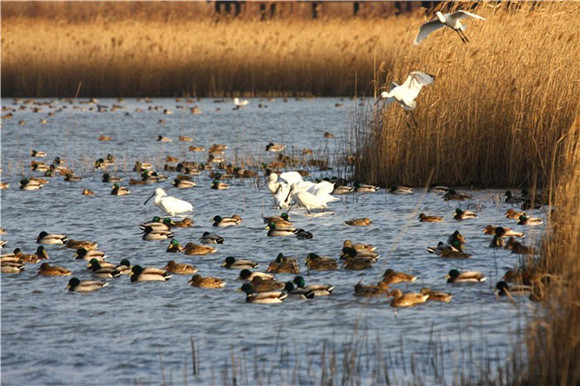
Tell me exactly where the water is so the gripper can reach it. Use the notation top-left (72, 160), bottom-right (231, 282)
top-left (1, 98), bottom-right (545, 385)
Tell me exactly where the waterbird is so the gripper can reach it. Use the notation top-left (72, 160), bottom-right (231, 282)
top-left (453, 208), bottom-right (477, 220)
top-left (37, 231), bottom-right (67, 245)
top-left (212, 215), bottom-right (242, 227)
top-left (443, 189), bottom-right (472, 201)
top-left (266, 253), bottom-right (300, 274)
top-left (304, 253), bottom-right (338, 271)
top-left (166, 239), bottom-right (183, 253)
top-left (419, 213), bottom-right (444, 222)
top-left (292, 276), bottom-right (334, 296)
top-left (265, 143), bottom-right (286, 152)
top-left (380, 268), bottom-right (417, 285)
top-left (67, 278), bottom-right (107, 293)
top-left (75, 247), bottom-right (107, 261)
top-left (504, 190), bottom-right (523, 204)
top-left (505, 208), bottom-right (525, 220)
top-left (233, 97), bottom-right (249, 110)
top-left (188, 274), bottom-right (226, 288)
top-left (344, 218), bottom-right (372, 226)
top-left (87, 259), bottom-right (122, 279)
top-left (389, 186), bottom-right (413, 194)
top-left (353, 182), bottom-right (380, 193)
top-left (389, 289), bottom-right (429, 308)
top-left (343, 239), bottom-right (377, 253)
top-left (140, 217), bottom-right (173, 232)
top-left (13, 246), bottom-right (49, 263)
top-left (495, 281), bottom-right (534, 299)
top-left (200, 232), bottom-right (224, 244)
top-left (164, 260), bottom-right (197, 275)
top-left (294, 229), bottom-right (313, 239)
top-left (284, 282), bottom-right (315, 299)
top-left (142, 227), bottom-right (174, 241)
top-left (130, 265), bottom-right (171, 282)
top-left (446, 269), bottom-right (486, 283)
top-left (482, 225), bottom-right (524, 238)
top-left (505, 237), bottom-right (536, 254)
top-left (111, 184), bottom-right (130, 196)
top-left (173, 178), bottom-right (196, 189)
top-left (144, 188), bottom-right (193, 216)
top-left (414, 10), bottom-right (486, 45)
top-left (222, 256), bottom-right (258, 270)
top-left (354, 282), bottom-right (390, 297)
top-left (421, 288), bottom-right (452, 302)
top-left (267, 223), bottom-right (296, 237)
top-left (240, 283), bottom-right (287, 304)
top-left (238, 269), bottom-right (274, 281)
top-left (517, 214), bottom-right (543, 225)
top-left (427, 242), bottom-right (471, 258)
top-left (375, 71), bottom-right (434, 126)
top-left (250, 276), bottom-right (285, 292)
top-left (38, 262), bottom-right (71, 276)
top-left (2, 261), bottom-right (25, 274)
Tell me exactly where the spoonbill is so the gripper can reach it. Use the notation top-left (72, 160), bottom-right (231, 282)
top-left (414, 10), bottom-right (486, 45)
top-left (143, 188), bottom-right (193, 216)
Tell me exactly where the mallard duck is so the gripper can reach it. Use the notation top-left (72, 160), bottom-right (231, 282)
top-left (250, 276), bottom-right (285, 292)
top-left (222, 256), bottom-right (258, 270)
top-left (389, 289), bottom-right (429, 307)
top-left (111, 184), bottom-right (130, 196)
top-left (166, 239), bottom-right (184, 253)
top-left (489, 235), bottom-right (504, 248)
top-left (344, 218), bottom-right (372, 226)
top-left (517, 214), bottom-right (543, 225)
top-left (428, 185), bottom-right (449, 194)
top-left (305, 253), bottom-right (338, 271)
top-left (266, 253), bottom-right (300, 274)
top-left (453, 208), bottom-right (477, 220)
top-left (343, 256), bottom-right (373, 270)
top-left (67, 278), bottom-right (107, 292)
top-left (212, 215), bottom-right (242, 227)
top-left (31, 149), bottom-right (47, 158)
top-left (173, 218), bottom-right (194, 228)
top-left (130, 265), bottom-right (171, 282)
top-left (505, 208), bottom-right (525, 220)
top-left (521, 199), bottom-right (543, 210)
top-left (353, 182), bottom-right (379, 193)
top-left (240, 283), bottom-right (287, 304)
top-left (265, 143), bottom-right (286, 152)
top-left (157, 135), bottom-right (172, 142)
top-left (199, 232), bottom-right (224, 244)
top-left (343, 239), bottom-right (377, 253)
top-left (421, 288), bottom-right (452, 302)
top-left (211, 180), bottom-right (229, 190)
top-left (389, 186), bottom-right (413, 194)
top-left (427, 242), bottom-right (472, 258)
top-left (38, 262), bottom-right (71, 276)
top-left (87, 259), bottom-right (122, 279)
top-left (1, 261), bottom-right (25, 274)
top-left (238, 269), bottom-right (274, 281)
top-left (188, 274), bottom-right (225, 288)
top-left (65, 239), bottom-right (98, 250)
top-left (292, 276), bottom-right (334, 296)
top-left (183, 242), bottom-right (217, 255)
top-left (98, 135), bottom-right (113, 141)
top-left (179, 135), bottom-right (193, 142)
top-left (64, 173), bottom-right (83, 182)
top-left (284, 282), bottom-right (315, 299)
top-left (37, 231), bottom-right (67, 245)
top-left (482, 225), bottom-right (524, 238)
top-left (102, 173), bottom-right (122, 183)
top-left (173, 178), bottom-right (196, 189)
top-left (13, 246), bottom-right (49, 263)
top-left (505, 237), bottom-right (536, 254)
top-left (443, 189), bottom-right (472, 201)
top-left (418, 213), bottom-right (444, 222)
top-left (354, 282), bottom-right (390, 297)
top-left (114, 259), bottom-right (132, 275)
top-left (75, 247), bottom-right (106, 261)
top-left (295, 229), bottom-right (313, 239)
top-left (263, 212), bottom-right (292, 226)
top-left (380, 268), bottom-right (417, 285)
top-left (332, 185), bottom-right (355, 195)
top-left (446, 269), bottom-right (486, 283)
top-left (495, 281), bottom-right (534, 298)
top-left (164, 260), bottom-right (197, 275)
top-left (267, 223), bottom-right (296, 237)
top-left (140, 217), bottom-right (174, 232)
top-left (340, 247), bottom-right (379, 261)
top-left (447, 230), bottom-right (465, 250)
top-left (142, 227), bottom-right (174, 241)
top-left (502, 269), bottom-right (554, 286)
top-left (504, 191), bottom-right (523, 204)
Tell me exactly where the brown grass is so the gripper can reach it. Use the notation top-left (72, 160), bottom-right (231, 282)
top-left (1, 11), bottom-right (412, 97)
top-left (354, 2), bottom-right (580, 188)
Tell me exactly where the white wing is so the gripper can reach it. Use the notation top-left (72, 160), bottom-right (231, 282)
top-left (279, 171), bottom-right (303, 186)
top-left (309, 181), bottom-right (334, 197)
top-left (453, 10), bottom-right (486, 21)
top-left (414, 19), bottom-right (444, 45)
top-left (400, 72), bottom-right (435, 101)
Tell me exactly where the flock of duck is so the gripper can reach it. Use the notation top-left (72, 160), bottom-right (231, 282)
top-left (1, 136), bottom-right (551, 306)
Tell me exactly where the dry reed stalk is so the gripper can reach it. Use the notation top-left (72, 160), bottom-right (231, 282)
top-left (355, 2), bottom-right (580, 188)
top-left (2, 15), bottom-right (403, 97)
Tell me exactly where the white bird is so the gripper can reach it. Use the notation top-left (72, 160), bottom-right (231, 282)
top-left (233, 97), bottom-right (249, 110)
top-left (286, 183), bottom-right (335, 214)
top-left (414, 10), bottom-right (486, 45)
top-left (143, 188), bottom-right (193, 217)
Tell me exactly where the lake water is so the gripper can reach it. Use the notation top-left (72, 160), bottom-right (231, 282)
top-left (1, 98), bottom-right (545, 385)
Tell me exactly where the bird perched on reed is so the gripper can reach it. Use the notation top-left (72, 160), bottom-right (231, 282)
top-left (414, 10), bottom-right (486, 45)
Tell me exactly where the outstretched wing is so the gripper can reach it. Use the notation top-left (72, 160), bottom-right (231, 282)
top-left (414, 19), bottom-right (445, 45)
top-left (451, 10), bottom-right (487, 22)
top-left (400, 72), bottom-right (435, 101)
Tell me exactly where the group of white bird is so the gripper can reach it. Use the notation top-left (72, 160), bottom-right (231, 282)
top-left (267, 172), bottom-right (338, 214)
top-left (377, 10), bottom-right (486, 121)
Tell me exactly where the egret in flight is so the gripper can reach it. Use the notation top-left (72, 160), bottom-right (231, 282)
top-left (376, 71), bottom-right (435, 127)
top-left (144, 188), bottom-right (193, 217)
top-left (414, 10), bottom-right (486, 45)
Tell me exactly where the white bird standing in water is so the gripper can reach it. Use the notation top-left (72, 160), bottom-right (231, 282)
top-left (414, 10), bottom-right (486, 45)
top-left (376, 71), bottom-right (435, 126)
top-left (233, 98), bottom-right (249, 110)
top-left (144, 188), bottom-right (193, 216)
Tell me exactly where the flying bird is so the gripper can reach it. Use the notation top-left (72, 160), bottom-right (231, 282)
top-left (414, 10), bottom-right (486, 45)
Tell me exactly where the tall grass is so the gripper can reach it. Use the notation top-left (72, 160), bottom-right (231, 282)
top-left (1, 13), bottom-right (409, 97)
top-left (354, 2), bottom-right (580, 188)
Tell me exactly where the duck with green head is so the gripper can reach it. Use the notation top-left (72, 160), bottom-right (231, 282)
top-left (102, 173), bottom-right (122, 183)
top-left (266, 253), bottom-right (300, 274)
top-left (130, 265), bottom-right (171, 282)
top-left (267, 222), bottom-right (296, 237)
top-left (238, 269), bottom-right (274, 281)
top-left (166, 239), bottom-right (183, 253)
top-left (293, 276), bottom-right (334, 296)
top-left (87, 258), bottom-right (122, 279)
top-left (37, 231), bottom-right (67, 245)
top-left (304, 253), bottom-right (338, 271)
top-left (240, 283), bottom-right (287, 304)
top-left (517, 214), bottom-right (543, 226)
top-left (443, 189), bottom-right (472, 201)
top-left (284, 282), bottom-right (315, 299)
top-left (213, 215), bottom-right (242, 227)
top-left (453, 208), bottom-right (477, 220)
top-left (222, 256), bottom-right (258, 270)
top-left (142, 227), bottom-right (174, 241)
top-left (446, 269), bottom-right (486, 283)
top-left (353, 182), bottom-right (379, 193)
top-left (67, 278), bottom-right (107, 293)
top-left (75, 247), bottom-right (106, 261)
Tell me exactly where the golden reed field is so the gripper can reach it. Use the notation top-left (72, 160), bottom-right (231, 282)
top-left (2, 2), bottom-right (579, 384)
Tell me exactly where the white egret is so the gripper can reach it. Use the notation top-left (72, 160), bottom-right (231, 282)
top-left (143, 188), bottom-right (193, 217)
top-left (286, 183), bottom-right (336, 214)
top-left (414, 10), bottom-right (486, 45)
top-left (376, 71), bottom-right (435, 127)
top-left (233, 97), bottom-right (249, 110)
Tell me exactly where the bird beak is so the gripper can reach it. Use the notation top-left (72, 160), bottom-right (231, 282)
top-left (221, 262), bottom-right (227, 267)
top-left (444, 274), bottom-right (450, 279)
top-left (143, 191), bottom-right (155, 205)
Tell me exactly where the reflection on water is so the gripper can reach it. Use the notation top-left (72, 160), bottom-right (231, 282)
top-left (1, 98), bottom-right (544, 384)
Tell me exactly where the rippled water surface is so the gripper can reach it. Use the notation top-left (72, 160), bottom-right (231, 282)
top-left (1, 98), bottom-right (546, 385)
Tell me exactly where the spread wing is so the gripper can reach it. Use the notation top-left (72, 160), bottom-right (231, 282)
top-left (400, 72), bottom-right (435, 101)
top-left (453, 10), bottom-right (486, 21)
top-left (414, 19), bottom-right (444, 45)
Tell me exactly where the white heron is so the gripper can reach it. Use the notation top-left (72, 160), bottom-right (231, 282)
top-left (233, 97), bottom-right (249, 110)
top-left (143, 188), bottom-right (193, 217)
top-left (414, 10), bottom-right (486, 45)
top-left (285, 183), bottom-right (336, 214)
top-left (376, 71), bottom-right (434, 127)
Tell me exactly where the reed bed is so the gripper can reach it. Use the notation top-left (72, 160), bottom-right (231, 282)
top-left (354, 2), bottom-right (580, 188)
top-left (1, 14), bottom-right (409, 97)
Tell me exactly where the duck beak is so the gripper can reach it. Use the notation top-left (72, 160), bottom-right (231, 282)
top-left (143, 191), bottom-right (156, 205)
top-left (444, 274), bottom-right (450, 279)
top-left (221, 262), bottom-right (227, 267)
